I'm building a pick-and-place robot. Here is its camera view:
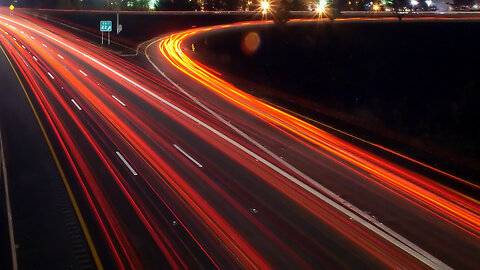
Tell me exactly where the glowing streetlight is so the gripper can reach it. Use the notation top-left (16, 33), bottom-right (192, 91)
top-left (316, 3), bottom-right (326, 12)
top-left (315, 0), bottom-right (327, 15)
top-left (259, 0), bottom-right (271, 19)
top-left (372, 4), bottom-right (380, 11)
top-left (425, 0), bottom-right (432, 6)
top-left (410, 0), bottom-right (418, 10)
top-left (261, 1), bottom-right (270, 12)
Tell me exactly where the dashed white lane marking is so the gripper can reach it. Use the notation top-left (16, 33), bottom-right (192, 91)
top-left (115, 151), bottom-right (138, 176)
top-left (111, 95), bottom-right (126, 107)
top-left (71, 99), bottom-right (82, 111)
top-left (173, 144), bottom-right (203, 168)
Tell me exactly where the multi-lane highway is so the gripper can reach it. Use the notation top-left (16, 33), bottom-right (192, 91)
top-left (1, 8), bottom-right (480, 269)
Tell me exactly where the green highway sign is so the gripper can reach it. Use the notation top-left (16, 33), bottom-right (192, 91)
top-left (100, 21), bottom-right (112, 32)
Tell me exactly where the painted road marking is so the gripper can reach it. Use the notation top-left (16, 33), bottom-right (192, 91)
top-left (173, 144), bottom-right (203, 168)
top-left (0, 132), bottom-right (18, 270)
top-left (47, 72), bottom-right (54, 80)
top-left (115, 151), bottom-right (138, 176)
top-left (71, 99), bottom-right (82, 111)
top-left (78, 69), bottom-right (87, 77)
top-left (0, 43), bottom-right (103, 269)
top-left (0, 16), bottom-right (449, 268)
top-left (111, 95), bottom-right (126, 107)
top-left (144, 37), bottom-right (451, 269)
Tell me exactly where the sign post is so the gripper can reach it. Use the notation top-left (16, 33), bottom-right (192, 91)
top-left (99, 20), bottom-right (112, 45)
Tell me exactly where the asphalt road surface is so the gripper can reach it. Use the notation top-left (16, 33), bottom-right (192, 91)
top-left (0, 25), bottom-right (95, 269)
top-left (1, 9), bottom-right (479, 269)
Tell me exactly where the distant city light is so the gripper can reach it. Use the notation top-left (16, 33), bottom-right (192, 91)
top-left (372, 4), bottom-right (380, 11)
top-left (411, 0), bottom-right (419, 6)
top-left (425, 0), bottom-right (432, 6)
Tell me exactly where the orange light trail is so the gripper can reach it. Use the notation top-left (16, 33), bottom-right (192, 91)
top-left (2, 9), bottom-right (480, 268)
top-left (157, 19), bottom-right (480, 239)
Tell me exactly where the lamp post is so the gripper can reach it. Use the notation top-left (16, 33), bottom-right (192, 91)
top-left (116, 0), bottom-right (122, 34)
top-left (425, 0), bottom-right (432, 9)
top-left (410, 0), bottom-right (418, 12)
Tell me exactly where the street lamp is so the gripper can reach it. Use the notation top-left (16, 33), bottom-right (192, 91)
top-left (259, 0), bottom-right (271, 19)
top-left (316, 3), bottom-right (326, 13)
top-left (116, 0), bottom-right (122, 35)
top-left (410, 0), bottom-right (418, 11)
top-left (261, 1), bottom-right (270, 13)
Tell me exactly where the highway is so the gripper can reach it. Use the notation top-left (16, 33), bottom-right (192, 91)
top-left (1, 8), bottom-right (480, 268)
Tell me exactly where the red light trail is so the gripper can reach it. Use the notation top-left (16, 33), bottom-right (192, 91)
top-left (1, 9), bottom-right (479, 268)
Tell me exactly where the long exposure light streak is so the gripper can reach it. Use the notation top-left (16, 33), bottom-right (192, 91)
top-left (155, 20), bottom-right (480, 239)
top-left (1, 8), bottom-right (480, 268)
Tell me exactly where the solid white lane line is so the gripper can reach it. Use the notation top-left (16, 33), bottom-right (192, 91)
top-left (173, 144), bottom-right (203, 168)
top-left (42, 44), bottom-right (47, 48)
top-left (78, 70), bottom-right (87, 77)
top-left (111, 95), bottom-right (126, 107)
top-left (71, 99), bottom-right (82, 111)
top-left (115, 152), bottom-right (138, 176)
top-left (57, 54), bottom-right (64, 59)
top-left (32, 56), bottom-right (37, 61)
top-left (0, 132), bottom-right (18, 270)
top-left (145, 41), bottom-right (451, 269)
top-left (47, 72), bottom-right (54, 79)
top-left (0, 16), bottom-right (448, 268)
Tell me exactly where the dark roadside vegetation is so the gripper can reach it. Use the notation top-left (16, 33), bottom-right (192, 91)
top-left (21, 10), bottom-right (480, 184)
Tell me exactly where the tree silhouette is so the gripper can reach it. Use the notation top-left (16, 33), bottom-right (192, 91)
top-left (155, 0), bottom-right (200, 10)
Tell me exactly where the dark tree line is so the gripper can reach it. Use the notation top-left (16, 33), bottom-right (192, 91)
top-left (155, 0), bottom-right (201, 11)
top-left (10, 0), bottom-right (477, 10)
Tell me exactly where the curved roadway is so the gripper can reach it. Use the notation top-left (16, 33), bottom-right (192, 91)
top-left (0, 9), bottom-right (479, 268)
